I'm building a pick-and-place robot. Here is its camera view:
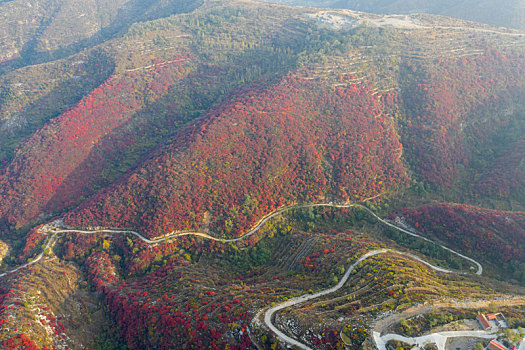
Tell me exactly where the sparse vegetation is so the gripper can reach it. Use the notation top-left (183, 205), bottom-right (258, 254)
top-left (1, 0), bottom-right (525, 348)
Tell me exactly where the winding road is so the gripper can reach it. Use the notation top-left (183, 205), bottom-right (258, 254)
top-left (261, 246), bottom-right (479, 350)
top-left (262, 248), bottom-right (459, 350)
top-left (0, 202), bottom-right (487, 349)
top-left (0, 203), bottom-right (482, 279)
top-left (0, 233), bottom-right (58, 278)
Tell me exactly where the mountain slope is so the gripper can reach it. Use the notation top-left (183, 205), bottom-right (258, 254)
top-left (263, 0), bottom-right (525, 31)
top-left (1, 1), bottom-right (525, 349)
top-left (0, 1), bottom-right (308, 232)
top-left (2, 1), bottom-right (525, 234)
top-left (0, 0), bottom-right (202, 69)
top-left (0, 54), bottom-right (192, 230)
top-left (1, 1), bottom-right (524, 235)
top-left (64, 78), bottom-right (409, 237)
top-left (399, 50), bottom-right (525, 188)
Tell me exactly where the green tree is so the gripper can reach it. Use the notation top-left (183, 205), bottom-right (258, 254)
top-left (473, 342), bottom-right (484, 350)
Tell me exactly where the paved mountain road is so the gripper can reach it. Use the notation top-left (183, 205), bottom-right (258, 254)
top-left (0, 202), bottom-right (489, 350)
top-left (0, 202), bottom-right (482, 279)
top-left (262, 248), bottom-right (458, 350)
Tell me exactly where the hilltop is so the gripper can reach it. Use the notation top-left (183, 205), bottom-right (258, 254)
top-left (262, 0), bottom-right (525, 31)
top-left (0, 0), bottom-right (524, 349)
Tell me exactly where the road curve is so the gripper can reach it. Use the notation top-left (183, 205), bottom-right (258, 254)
top-left (262, 248), bottom-right (458, 350)
top-left (264, 250), bottom-right (386, 350)
top-left (347, 204), bottom-right (483, 275)
top-left (0, 202), bottom-right (482, 279)
top-left (0, 202), bottom-right (487, 349)
top-left (0, 233), bottom-right (58, 278)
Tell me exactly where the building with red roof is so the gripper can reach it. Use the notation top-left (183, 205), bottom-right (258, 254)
top-left (477, 313), bottom-right (508, 330)
top-left (488, 339), bottom-right (508, 350)
top-left (478, 314), bottom-right (492, 330)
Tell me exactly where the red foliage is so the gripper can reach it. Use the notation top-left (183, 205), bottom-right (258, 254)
top-left (85, 253), bottom-right (253, 349)
top-left (0, 333), bottom-right (47, 350)
top-left (0, 54), bottom-right (191, 230)
top-left (20, 226), bottom-right (47, 261)
top-left (402, 49), bottom-right (525, 186)
top-left (66, 77), bottom-right (409, 237)
top-left (86, 252), bottom-right (119, 292)
top-left (475, 140), bottom-right (525, 197)
top-left (0, 285), bottom-right (12, 325)
top-left (397, 203), bottom-right (525, 265)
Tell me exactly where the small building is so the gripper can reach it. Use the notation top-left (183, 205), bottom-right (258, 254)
top-left (478, 314), bottom-right (492, 330)
top-left (488, 339), bottom-right (508, 350)
top-left (477, 313), bottom-right (508, 330)
top-left (486, 313), bottom-right (508, 328)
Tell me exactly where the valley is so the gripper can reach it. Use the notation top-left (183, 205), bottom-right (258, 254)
top-left (1, 201), bottom-right (523, 349)
top-left (0, 0), bottom-right (524, 349)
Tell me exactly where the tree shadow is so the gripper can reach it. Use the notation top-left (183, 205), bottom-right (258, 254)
top-left (40, 44), bottom-right (300, 223)
top-left (0, 0), bottom-right (202, 75)
top-left (40, 67), bottom-right (215, 219)
top-left (0, 49), bottom-right (115, 164)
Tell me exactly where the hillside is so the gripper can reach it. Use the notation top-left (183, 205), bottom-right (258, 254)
top-left (0, 0), bottom-right (525, 349)
top-left (64, 16), bottom-right (525, 235)
top-left (62, 48), bottom-right (525, 237)
top-left (64, 77), bottom-right (409, 237)
top-left (392, 204), bottom-right (525, 282)
top-left (398, 50), bottom-right (525, 189)
top-left (262, 0), bottom-right (525, 31)
top-left (0, 0), bottom-right (308, 232)
top-left (0, 0), bottom-right (202, 68)
top-left (2, 1), bottom-right (525, 235)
